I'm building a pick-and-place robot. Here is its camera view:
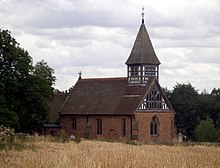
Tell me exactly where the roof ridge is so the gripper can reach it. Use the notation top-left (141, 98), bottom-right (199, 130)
top-left (81, 77), bottom-right (127, 81)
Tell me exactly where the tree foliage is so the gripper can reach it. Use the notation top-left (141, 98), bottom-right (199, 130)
top-left (195, 118), bottom-right (219, 142)
top-left (166, 83), bottom-right (220, 141)
top-left (0, 29), bottom-right (55, 133)
top-left (169, 83), bottom-right (198, 140)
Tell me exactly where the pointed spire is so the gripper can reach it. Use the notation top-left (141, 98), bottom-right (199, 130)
top-left (141, 7), bottom-right (145, 24)
top-left (125, 13), bottom-right (160, 65)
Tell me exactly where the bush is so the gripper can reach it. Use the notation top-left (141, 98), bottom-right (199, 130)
top-left (195, 118), bottom-right (219, 142)
top-left (0, 125), bottom-right (15, 143)
top-left (0, 125), bottom-right (29, 151)
top-left (54, 129), bottom-right (69, 143)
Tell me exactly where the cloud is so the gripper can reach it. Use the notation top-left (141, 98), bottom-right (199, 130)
top-left (0, 0), bottom-right (138, 29)
top-left (1, 0), bottom-right (220, 92)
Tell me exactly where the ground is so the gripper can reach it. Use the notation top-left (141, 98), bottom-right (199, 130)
top-left (0, 137), bottom-right (220, 168)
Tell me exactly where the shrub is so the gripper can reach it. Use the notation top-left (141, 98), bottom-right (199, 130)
top-left (0, 125), bottom-right (15, 143)
top-left (54, 129), bottom-right (69, 143)
top-left (195, 118), bottom-right (218, 142)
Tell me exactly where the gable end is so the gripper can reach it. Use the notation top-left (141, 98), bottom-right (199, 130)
top-left (137, 80), bottom-right (174, 112)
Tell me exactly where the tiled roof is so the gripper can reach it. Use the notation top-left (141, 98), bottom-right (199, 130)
top-left (48, 93), bottom-right (68, 123)
top-left (60, 77), bottom-right (155, 115)
top-left (125, 24), bottom-right (160, 65)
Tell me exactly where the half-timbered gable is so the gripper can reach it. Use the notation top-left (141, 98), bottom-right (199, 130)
top-left (138, 80), bottom-right (173, 111)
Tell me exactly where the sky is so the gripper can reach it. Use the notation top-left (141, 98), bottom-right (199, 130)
top-left (1, 0), bottom-right (220, 92)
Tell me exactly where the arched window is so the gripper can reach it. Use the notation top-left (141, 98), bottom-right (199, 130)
top-left (150, 115), bottom-right (159, 135)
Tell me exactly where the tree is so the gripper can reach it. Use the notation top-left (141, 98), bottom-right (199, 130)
top-left (0, 29), bottom-right (55, 133)
top-left (169, 83), bottom-right (199, 140)
top-left (211, 88), bottom-right (220, 129)
top-left (195, 118), bottom-right (218, 142)
top-left (20, 60), bottom-right (56, 132)
top-left (0, 95), bottom-right (19, 129)
top-left (211, 88), bottom-right (220, 96)
top-left (0, 29), bottom-right (32, 130)
top-left (165, 84), bottom-right (220, 141)
top-left (196, 88), bottom-right (220, 131)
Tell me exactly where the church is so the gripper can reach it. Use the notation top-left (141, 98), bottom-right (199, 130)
top-left (45, 12), bottom-right (177, 143)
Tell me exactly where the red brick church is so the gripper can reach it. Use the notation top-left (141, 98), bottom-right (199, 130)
top-left (45, 13), bottom-right (177, 143)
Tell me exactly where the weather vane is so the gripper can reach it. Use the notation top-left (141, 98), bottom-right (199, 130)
top-left (141, 6), bottom-right (145, 24)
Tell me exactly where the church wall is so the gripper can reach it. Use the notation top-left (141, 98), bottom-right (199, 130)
top-left (135, 111), bottom-right (175, 142)
top-left (60, 115), bottom-right (132, 140)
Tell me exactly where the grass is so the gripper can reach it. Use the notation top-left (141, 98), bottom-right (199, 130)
top-left (0, 142), bottom-right (27, 151)
top-left (0, 136), bottom-right (220, 168)
top-left (0, 135), bottom-right (38, 152)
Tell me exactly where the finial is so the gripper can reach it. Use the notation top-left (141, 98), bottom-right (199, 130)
top-left (141, 6), bottom-right (145, 24)
top-left (78, 71), bottom-right (82, 79)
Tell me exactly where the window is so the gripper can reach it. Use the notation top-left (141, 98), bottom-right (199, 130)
top-left (150, 115), bottom-right (159, 135)
top-left (144, 66), bottom-right (156, 76)
top-left (72, 118), bottom-right (77, 130)
top-left (143, 66), bottom-right (158, 80)
top-left (128, 66), bottom-right (141, 84)
top-left (97, 119), bottom-right (102, 135)
top-left (122, 119), bottom-right (126, 136)
top-left (130, 66), bottom-right (139, 76)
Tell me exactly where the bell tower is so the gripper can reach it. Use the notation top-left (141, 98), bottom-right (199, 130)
top-left (125, 8), bottom-right (160, 84)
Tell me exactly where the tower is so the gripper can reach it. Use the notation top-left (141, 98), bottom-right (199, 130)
top-left (125, 8), bottom-right (160, 84)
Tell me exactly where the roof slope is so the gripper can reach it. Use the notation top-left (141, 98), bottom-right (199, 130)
top-left (48, 93), bottom-right (68, 123)
top-left (60, 77), bottom-right (156, 115)
top-left (125, 24), bottom-right (160, 65)
top-left (61, 78), bottom-right (128, 115)
top-left (114, 78), bottom-right (154, 114)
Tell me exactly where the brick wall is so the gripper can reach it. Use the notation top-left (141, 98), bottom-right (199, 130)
top-left (60, 112), bottom-right (176, 142)
top-left (135, 111), bottom-right (176, 143)
top-left (60, 115), bottom-right (132, 140)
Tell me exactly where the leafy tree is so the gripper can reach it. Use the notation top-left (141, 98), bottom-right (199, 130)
top-left (196, 94), bottom-right (220, 128)
top-left (0, 29), bottom-right (55, 133)
top-left (0, 29), bottom-right (32, 130)
top-left (169, 83), bottom-right (199, 140)
top-left (211, 88), bottom-right (220, 129)
top-left (196, 94), bottom-right (213, 119)
top-left (211, 88), bottom-right (220, 96)
top-left (165, 84), bottom-right (220, 141)
top-left (0, 95), bottom-right (19, 129)
top-left (196, 88), bottom-right (220, 131)
top-left (195, 118), bottom-right (218, 142)
top-left (20, 60), bottom-right (56, 133)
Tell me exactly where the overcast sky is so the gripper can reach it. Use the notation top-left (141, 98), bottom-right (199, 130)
top-left (1, 0), bottom-right (220, 92)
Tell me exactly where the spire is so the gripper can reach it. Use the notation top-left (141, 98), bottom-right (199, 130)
top-left (126, 11), bottom-right (160, 84)
top-left (141, 7), bottom-right (145, 24)
top-left (125, 16), bottom-right (160, 65)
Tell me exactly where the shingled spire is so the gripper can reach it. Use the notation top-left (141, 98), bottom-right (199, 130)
top-left (126, 9), bottom-right (160, 84)
top-left (126, 13), bottom-right (160, 65)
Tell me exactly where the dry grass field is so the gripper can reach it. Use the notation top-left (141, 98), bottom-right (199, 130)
top-left (0, 137), bottom-right (220, 168)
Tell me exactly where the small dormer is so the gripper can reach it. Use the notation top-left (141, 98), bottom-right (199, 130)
top-left (125, 9), bottom-right (160, 84)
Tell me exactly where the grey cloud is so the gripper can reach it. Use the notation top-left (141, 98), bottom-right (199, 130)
top-left (184, 48), bottom-right (220, 64)
top-left (2, 0), bottom-right (137, 29)
top-left (1, 0), bottom-right (220, 92)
